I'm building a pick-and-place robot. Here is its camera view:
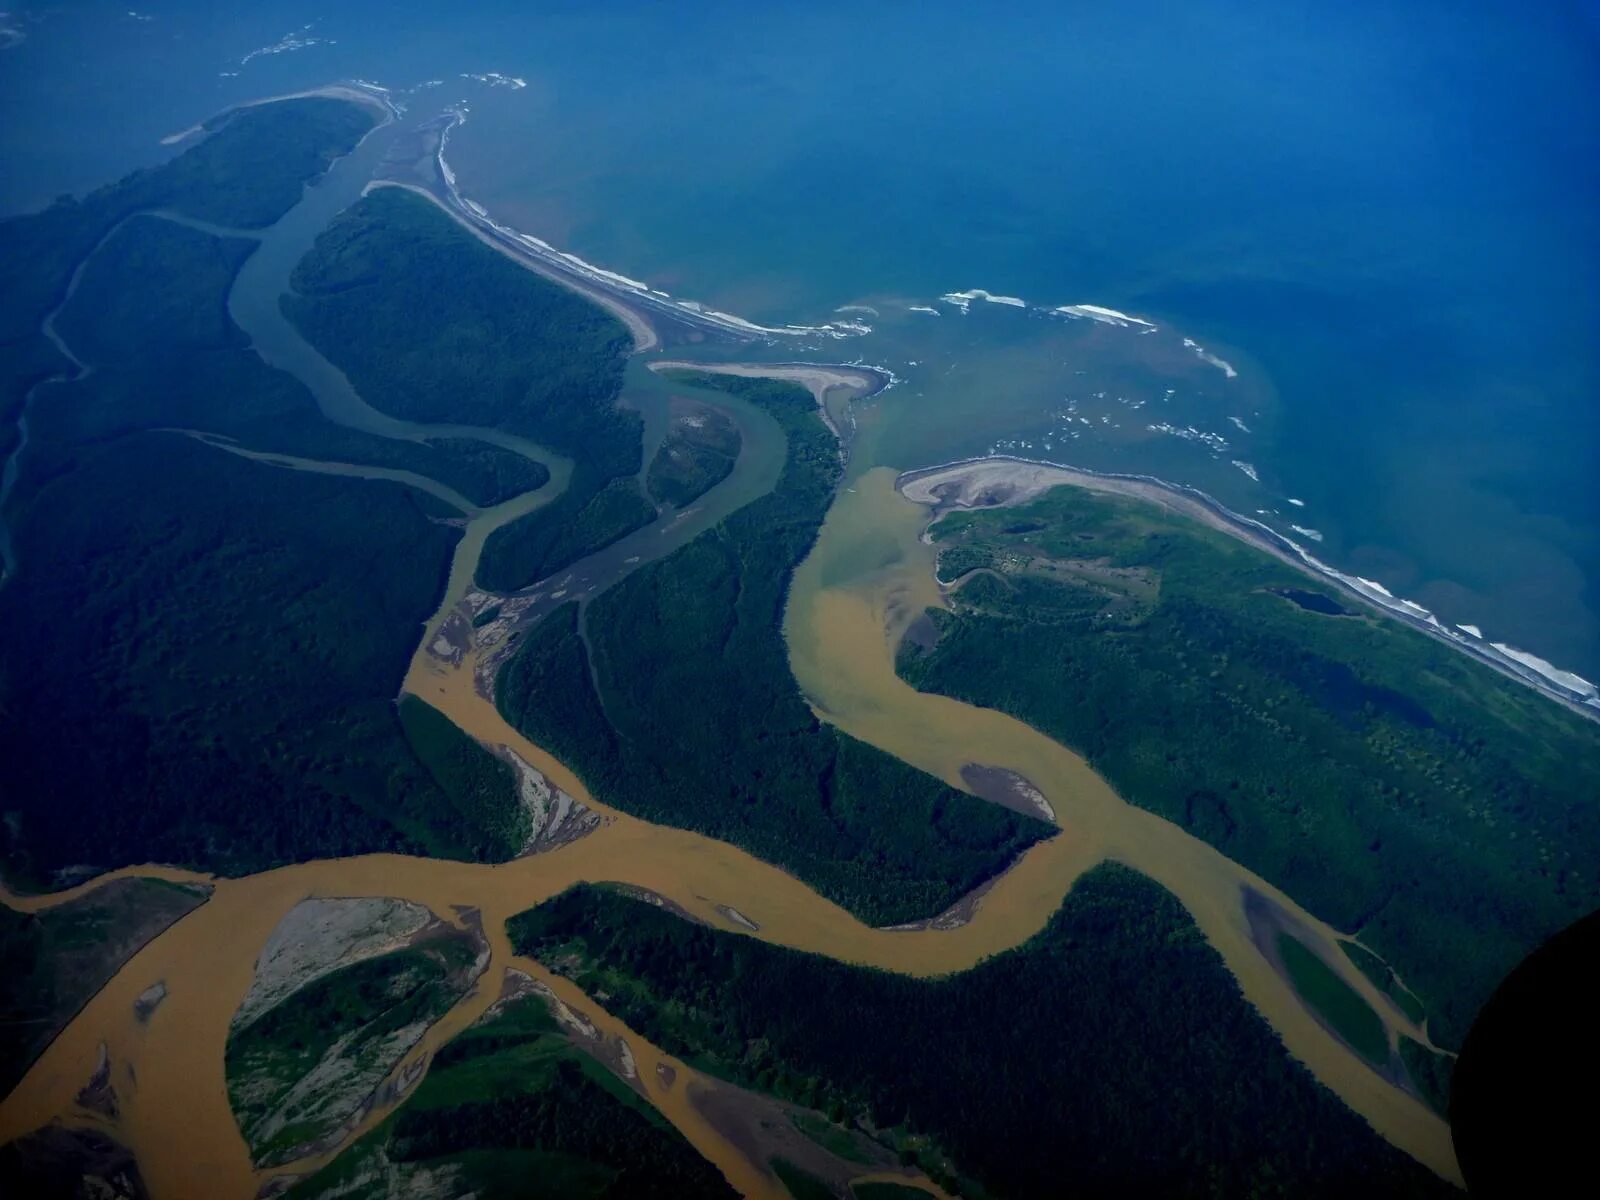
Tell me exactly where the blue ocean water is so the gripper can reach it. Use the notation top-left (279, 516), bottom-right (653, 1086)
top-left (3, 0), bottom-right (1596, 679)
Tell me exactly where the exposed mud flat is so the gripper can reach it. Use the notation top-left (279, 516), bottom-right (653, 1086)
top-left (232, 897), bottom-right (434, 1030)
top-left (714, 903), bottom-right (761, 932)
top-left (503, 747), bottom-right (599, 853)
top-left (1241, 886), bottom-right (1440, 1101)
top-left (961, 764), bottom-right (1057, 821)
top-left (610, 884), bottom-right (709, 927)
top-left (133, 982), bottom-right (167, 1024)
top-left (880, 868), bottom-right (1013, 934)
top-left (687, 1074), bottom-right (941, 1199)
top-left (75, 1042), bottom-right (117, 1118)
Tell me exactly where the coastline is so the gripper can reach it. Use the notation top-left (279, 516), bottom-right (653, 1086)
top-left (368, 179), bottom-right (663, 355)
top-left (408, 111), bottom-right (879, 348)
top-left (159, 82), bottom-right (397, 147)
top-left (898, 454), bottom-right (1600, 721)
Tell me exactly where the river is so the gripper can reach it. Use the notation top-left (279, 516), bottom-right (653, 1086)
top-left (0, 99), bottom-right (1461, 1198)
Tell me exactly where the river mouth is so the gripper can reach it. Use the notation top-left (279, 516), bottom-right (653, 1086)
top-left (0, 102), bottom-right (1463, 1199)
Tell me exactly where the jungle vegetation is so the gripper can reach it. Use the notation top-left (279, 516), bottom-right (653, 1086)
top-left (898, 485), bottom-right (1600, 1047)
top-left (510, 874), bottom-right (1456, 1200)
top-left (14, 212), bottom-right (551, 510)
top-left (497, 372), bottom-right (1049, 927)
top-left (0, 102), bottom-right (533, 885)
top-left (647, 401), bottom-right (742, 508)
top-left (282, 186), bottom-right (649, 590)
top-left (0, 96), bottom-right (376, 346)
top-left (285, 986), bottom-right (738, 1200)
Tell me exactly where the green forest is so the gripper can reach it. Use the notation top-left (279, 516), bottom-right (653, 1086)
top-left (282, 185), bottom-right (651, 590)
top-left (510, 876), bottom-right (1455, 1200)
top-left (0, 101), bottom-right (534, 887)
top-left (399, 696), bottom-right (531, 861)
top-left (497, 371), bottom-right (1049, 926)
top-left (1, 431), bottom-right (483, 883)
top-left (15, 212), bottom-right (549, 510)
top-left (647, 402), bottom-right (742, 508)
top-left (898, 485), bottom-right (1600, 1046)
top-left (287, 985), bottom-right (737, 1200)
top-left (0, 97), bottom-right (376, 347)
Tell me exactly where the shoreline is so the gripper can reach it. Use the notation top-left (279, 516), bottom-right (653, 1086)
top-left (898, 454), bottom-right (1600, 722)
top-left (159, 82), bottom-right (397, 147)
top-left (370, 179), bottom-right (663, 355)
top-left (416, 111), bottom-right (878, 348)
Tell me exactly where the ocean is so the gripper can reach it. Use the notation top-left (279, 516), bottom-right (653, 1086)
top-left (3, 0), bottom-right (1596, 683)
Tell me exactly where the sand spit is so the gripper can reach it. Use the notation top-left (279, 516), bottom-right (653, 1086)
top-left (391, 110), bottom-right (881, 352)
top-left (648, 359), bottom-right (887, 442)
top-left (160, 82), bottom-right (395, 147)
top-left (648, 359), bottom-right (886, 402)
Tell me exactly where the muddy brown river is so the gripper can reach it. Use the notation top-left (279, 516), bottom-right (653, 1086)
top-left (0, 104), bottom-right (1459, 1198)
top-left (0, 461), bottom-right (1459, 1196)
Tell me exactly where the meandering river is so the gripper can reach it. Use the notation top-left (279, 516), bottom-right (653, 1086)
top-left (0, 105), bottom-right (1461, 1198)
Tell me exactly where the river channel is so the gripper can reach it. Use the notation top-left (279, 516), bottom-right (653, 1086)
top-left (0, 101), bottom-right (1460, 1198)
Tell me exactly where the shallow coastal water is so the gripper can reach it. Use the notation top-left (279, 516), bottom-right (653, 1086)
top-left (4, 2), bottom-right (1596, 680)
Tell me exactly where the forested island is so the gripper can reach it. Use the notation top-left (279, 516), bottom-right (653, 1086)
top-left (496, 371), bottom-right (1050, 926)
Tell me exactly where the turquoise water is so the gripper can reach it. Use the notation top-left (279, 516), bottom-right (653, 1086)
top-left (3, 0), bottom-right (1596, 680)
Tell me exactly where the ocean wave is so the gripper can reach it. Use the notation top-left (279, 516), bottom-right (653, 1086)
top-left (1148, 422), bottom-right (1229, 453)
top-left (1228, 416), bottom-right (1252, 433)
top-left (1286, 497), bottom-right (1306, 507)
top-left (462, 72), bottom-right (527, 90)
top-left (1490, 643), bottom-right (1597, 698)
top-left (1290, 556), bottom-right (1595, 703)
top-left (940, 288), bottom-right (1028, 313)
top-left (1182, 337), bottom-right (1238, 378)
top-left (908, 305), bottom-right (941, 316)
top-left (240, 24), bottom-right (329, 67)
top-left (1289, 524), bottom-right (1324, 542)
top-left (1231, 460), bottom-right (1259, 482)
top-left (1054, 303), bottom-right (1158, 330)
